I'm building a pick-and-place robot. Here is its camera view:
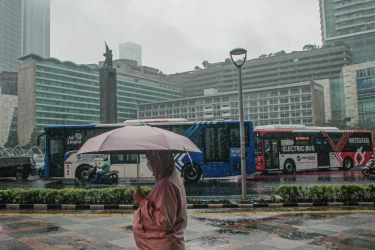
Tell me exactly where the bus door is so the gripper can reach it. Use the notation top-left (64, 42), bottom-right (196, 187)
top-left (315, 138), bottom-right (330, 167)
top-left (264, 139), bottom-right (279, 170)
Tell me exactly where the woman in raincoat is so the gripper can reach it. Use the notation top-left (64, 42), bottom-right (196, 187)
top-left (133, 150), bottom-right (187, 250)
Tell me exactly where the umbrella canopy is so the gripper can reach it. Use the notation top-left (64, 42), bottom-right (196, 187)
top-left (77, 126), bottom-right (201, 154)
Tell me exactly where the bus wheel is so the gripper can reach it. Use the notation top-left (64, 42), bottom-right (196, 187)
top-left (183, 164), bottom-right (202, 182)
top-left (76, 165), bottom-right (90, 180)
top-left (343, 157), bottom-right (353, 171)
top-left (283, 159), bottom-right (296, 174)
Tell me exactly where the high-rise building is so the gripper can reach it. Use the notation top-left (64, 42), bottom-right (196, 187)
top-left (16, 54), bottom-right (182, 145)
top-left (0, 71), bottom-right (18, 95)
top-left (119, 42), bottom-right (142, 66)
top-left (319, 0), bottom-right (375, 63)
top-left (22, 0), bottom-right (50, 58)
top-left (0, 0), bottom-right (50, 73)
top-left (169, 45), bottom-right (352, 98)
top-left (0, 0), bottom-right (23, 72)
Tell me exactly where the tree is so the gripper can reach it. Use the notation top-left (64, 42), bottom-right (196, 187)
top-left (224, 58), bottom-right (232, 64)
top-left (267, 53), bottom-right (274, 57)
top-left (325, 119), bottom-right (350, 130)
top-left (274, 50), bottom-right (286, 56)
top-left (202, 61), bottom-right (209, 69)
top-left (258, 54), bottom-right (267, 59)
top-left (303, 44), bottom-right (317, 51)
top-left (24, 127), bottom-right (44, 150)
top-left (194, 66), bottom-right (201, 70)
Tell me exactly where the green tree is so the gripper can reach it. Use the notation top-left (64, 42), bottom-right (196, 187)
top-left (274, 50), bottom-right (286, 56)
top-left (325, 119), bottom-right (349, 130)
top-left (258, 54), bottom-right (267, 59)
top-left (202, 60), bottom-right (209, 69)
top-left (303, 44), bottom-right (317, 51)
top-left (25, 127), bottom-right (44, 150)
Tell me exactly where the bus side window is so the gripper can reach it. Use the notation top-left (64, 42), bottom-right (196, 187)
top-left (230, 128), bottom-right (240, 147)
top-left (218, 127), bottom-right (229, 161)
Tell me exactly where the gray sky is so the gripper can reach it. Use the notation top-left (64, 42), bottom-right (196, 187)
top-left (51, 0), bottom-right (321, 74)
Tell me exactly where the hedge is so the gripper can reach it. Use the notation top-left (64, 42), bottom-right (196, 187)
top-left (271, 184), bottom-right (375, 203)
top-left (1, 184), bottom-right (375, 205)
top-left (0, 187), bottom-right (151, 205)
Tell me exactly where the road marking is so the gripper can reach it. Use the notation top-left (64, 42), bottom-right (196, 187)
top-left (0, 209), bottom-right (374, 217)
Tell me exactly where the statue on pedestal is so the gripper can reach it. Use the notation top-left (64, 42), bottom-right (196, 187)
top-left (103, 41), bottom-right (113, 68)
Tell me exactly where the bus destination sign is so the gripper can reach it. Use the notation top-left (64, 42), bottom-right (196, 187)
top-left (282, 145), bottom-right (315, 153)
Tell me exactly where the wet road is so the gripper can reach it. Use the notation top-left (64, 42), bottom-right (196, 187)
top-left (0, 168), bottom-right (373, 199)
top-left (0, 207), bottom-right (375, 249)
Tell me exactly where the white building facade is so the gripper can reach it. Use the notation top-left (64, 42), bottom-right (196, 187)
top-left (138, 81), bottom-right (325, 127)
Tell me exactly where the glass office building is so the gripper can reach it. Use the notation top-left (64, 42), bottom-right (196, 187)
top-left (22, 0), bottom-right (50, 58)
top-left (0, 0), bottom-right (22, 72)
top-left (17, 54), bottom-right (182, 145)
top-left (357, 66), bottom-right (375, 122)
top-left (319, 0), bottom-right (375, 63)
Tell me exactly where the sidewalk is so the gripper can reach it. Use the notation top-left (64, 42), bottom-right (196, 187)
top-left (0, 207), bottom-right (375, 249)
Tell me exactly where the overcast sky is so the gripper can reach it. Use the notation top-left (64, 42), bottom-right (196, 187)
top-left (50, 0), bottom-right (322, 74)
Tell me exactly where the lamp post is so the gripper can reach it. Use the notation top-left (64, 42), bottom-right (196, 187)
top-left (229, 47), bottom-right (247, 201)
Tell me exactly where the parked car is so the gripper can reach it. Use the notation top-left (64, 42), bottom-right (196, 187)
top-left (0, 156), bottom-right (36, 180)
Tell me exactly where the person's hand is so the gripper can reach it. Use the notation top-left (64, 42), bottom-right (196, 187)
top-left (134, 187), bottom-right (145, 204)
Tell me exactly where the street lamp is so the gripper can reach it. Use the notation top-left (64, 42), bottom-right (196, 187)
top-left (229, 47), bottom-right (247, 201)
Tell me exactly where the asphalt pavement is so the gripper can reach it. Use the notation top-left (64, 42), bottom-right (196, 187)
top-left (0, 168), bottom-right (373, 201)
top-left (0, 207), bottom-right (375, 249)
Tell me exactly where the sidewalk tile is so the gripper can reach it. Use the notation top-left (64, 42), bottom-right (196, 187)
top-left (309, 223), bottom-right (350, 232)
top-left (109, 237), bottom-right (137, 248)
top-left (258, 236), bottom-right (307, 249)
top-left (0, 233), bottom-right (13, 241)
top-left (0, 239), bottom-right (35, 250)
top-left (78, 228), bottom-right (127, 241)
top-left (61, 223), bottom-right (96, 231)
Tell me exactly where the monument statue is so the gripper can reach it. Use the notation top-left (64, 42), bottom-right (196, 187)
top-left (103, 41), bottom-right (113, 68)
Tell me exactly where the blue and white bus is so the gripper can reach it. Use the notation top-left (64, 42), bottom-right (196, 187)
top-left (38, 119), bottom-right (256, 182)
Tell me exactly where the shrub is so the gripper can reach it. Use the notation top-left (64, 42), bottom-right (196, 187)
top-left (272, 185), bottom-right (304, 203)
top-left (366, 184), bottom-right (375, 202)
top-left (337, 184), bottom-right (365, 203)
top-left (306, 185), bottom-right (337, 203)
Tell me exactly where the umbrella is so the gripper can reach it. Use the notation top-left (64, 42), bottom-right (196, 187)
top-left (77, 126), bottom-right (201, 185)
top-left (77, 126), bottom-right (201, 154)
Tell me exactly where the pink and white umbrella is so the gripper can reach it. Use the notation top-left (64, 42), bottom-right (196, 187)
top-left (77, 126), bottom-right (201, 155)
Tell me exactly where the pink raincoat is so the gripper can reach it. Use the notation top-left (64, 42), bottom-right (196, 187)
top-left (133, 151), bottom-right (187, 250)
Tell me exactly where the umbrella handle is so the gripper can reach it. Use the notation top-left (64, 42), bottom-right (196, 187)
top-left (137, 155), bottom-right (140, 187)
top-left (184, 148), bottom-right (197, 173)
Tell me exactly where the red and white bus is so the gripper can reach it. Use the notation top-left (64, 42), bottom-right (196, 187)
top-left (254, 125), bottom-right (374, 174)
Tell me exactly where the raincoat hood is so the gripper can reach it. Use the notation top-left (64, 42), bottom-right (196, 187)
top-left (146, 151), bottom-right (175, 181)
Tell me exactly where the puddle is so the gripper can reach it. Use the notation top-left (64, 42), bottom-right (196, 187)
top-left (273, 219), bottom-right (304, 226)
top-left (216, 228), bottom-right (249, 235)
top-left (281, 231), bottom-right (326, 241)
top-left (291, 213), bottom-right (338, 220)
top-left (41, 236), bottom-right (79, 246)
top-left (246, 223), bottom-right (281, 231)
top-left (340, 238), bottom-right (375, 249)
top-left (1, 219), bottom-right (59, 233)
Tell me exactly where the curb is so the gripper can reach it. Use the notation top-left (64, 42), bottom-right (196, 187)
top-left (0, 202), bottom-right (374, 210)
